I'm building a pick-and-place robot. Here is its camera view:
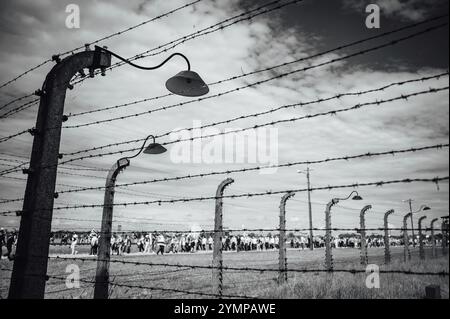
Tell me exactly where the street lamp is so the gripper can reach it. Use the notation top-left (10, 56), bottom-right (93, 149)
top-left (94, 134), bottom-right (166, 299)
top-left (9, 44), bottom-right (208, 299)
top-left (95, 46), bottom-right (209, 97)
top-left (297, 167), bottom-right (314, 250)
top-left (324, 190), bottom-right (363, 270)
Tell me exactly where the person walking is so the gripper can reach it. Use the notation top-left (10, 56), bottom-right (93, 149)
top-left (6, 230), bottom-right (17, 260)
top-left (125, 235), bottom-right (132, 254)
top-left (0, 228), bottom-right (6, 259)
top-left (208, 235), bottom-right (213, 251)
top-left (156, 234), bottom-right (166, 255)
top-left (89, 230), bottom-right (98, 255)
top-left (70, 233), bottom-right (78, 255)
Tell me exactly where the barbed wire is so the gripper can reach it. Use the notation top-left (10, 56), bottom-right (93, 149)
top-left (43, 256), bottom-right (449, 277)
top-left (51, 85), bottom-right (449, 169)
top-left (36, 224), bottom-right (450, 235)
top-left (0, 60), bottom-right (52, 91)
top-left (60, 0), bottom-right (204, 58)
top-left (0, 0), bottom-right (203, 91)
top-left (2, 20), bottom-right (447, 149)
top-left (0, 0), bottom-right (303, 144)
top-left (51, 143), bottom-right (449, 196)
top-left (0, 98), bottom-right (40, 119)
top-left (61, 23), bottom-right (448, 130)
top-left (66, 15), bottom-right (450, 119)
top-left (47, 274), bottom-right (256, 299)
top-left (0, 128), bottom-right (32, 145)
top-left (0, 151), bottom-right (112, 176)
top-left (62, 72), bottom-right (449, 156)
top-left (0, 0), bottom-right (291, 120)
top-left (0, 93), bottom-right (36, 113)
top-left (71, 0), bottom-right (303, 83)
top-left (1, 176), bottom-right (446, 216)
top-left (49, 176), bottom-right (450, 210)
top-left (3, 13), bottom-right (448, 122)
top-left (164, 86), bottom-right (450, 146)
top-left (0, 269), bottom-right (255, 298)
top-left (0, 84), bottom-right (447, 180)
top-left (1, 143), bottom-right (446, 205)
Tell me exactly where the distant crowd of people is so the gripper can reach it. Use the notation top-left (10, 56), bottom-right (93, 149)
top-left (60, 230), bottom-right (449, 256)
top-left (2, 227), bottom-right (447, 259)
top-left (0, 228), bottom-right (17, 260)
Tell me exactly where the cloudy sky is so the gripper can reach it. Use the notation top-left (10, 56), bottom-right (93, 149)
top-left (0, 0), bottom-right (448, 234)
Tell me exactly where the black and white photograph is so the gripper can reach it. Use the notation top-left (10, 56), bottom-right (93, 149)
top-left (0, 0), bottom-right (449, 306)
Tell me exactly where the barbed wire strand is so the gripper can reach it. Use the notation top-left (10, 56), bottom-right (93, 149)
top-left (70, 0), bottom-right (304, 83)
top-left (1, 176), bottom-right (446, 216)
top-left (41, 256), bottom-right (449, 277)
top-left (51, 86), bottom-right (449, 169)
top-left (2, 142), bottom-right (447, 205)
top-left (53, 143), bottom-right (450, 196)
top-left (0, 0), bottom-right (204, 91)
top-left (0, 84), bottom-right (447, 179)
top-left (66, 15), bottom-right (450, 118)
top-left (62, 72), bottom-right (449, 157)
top-left (61, 23), bottom-right (448, 130)
top-left (0, 0), bottom-right (290, 118)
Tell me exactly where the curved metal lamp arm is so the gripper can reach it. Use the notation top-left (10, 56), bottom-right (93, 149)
top-left (412, 205), bottom-right (430, 214)
top-left (120, 134), bottom-right (156, 162)
top-left (335, 190), bottom-right (359, 202)
top-left (95, 46), bottom-right (191, 71)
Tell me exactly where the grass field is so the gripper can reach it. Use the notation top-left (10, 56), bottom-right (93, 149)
top-left (1, 246), bottom-right (448, 299)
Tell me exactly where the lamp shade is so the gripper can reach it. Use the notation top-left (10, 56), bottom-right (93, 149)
top-left (352, 195), bottom-right (363, 200)
top-left (166, 70), bottom-right (209, 97)
top-left (143, 143), bottom-right (167, 155)
top-left (422, 206), bottom-right (431, 211)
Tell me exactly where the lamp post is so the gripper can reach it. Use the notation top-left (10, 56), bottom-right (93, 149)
top-left (9, 45), bottom-right (208, 299)
top-left (94, 135), bottom-right (167, 299)
top-left (324, 191), bottom-right (363, 270)
top-left (297, 167), bottom-right (314, 250)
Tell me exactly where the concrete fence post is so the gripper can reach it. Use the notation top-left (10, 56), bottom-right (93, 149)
top-left (383, 209), bottom-right (394, 264)
top-left (359, 205), bottom-right (372, 265)
top-left (442, 220), bottom-right (448, 256)
top-left (8, 49), bottom-right (111, 299)
top-left (278, 192), bottom-right (295, 285)
top-left (403, 213), bottom-right (412, 262)
top-left (418, 216), bottom-right (427, 260)
top-left (430, 218), bottom-right (438, 258)
top-left (212, 178), bottom-right (234, 298)
top-left (94, 158), bottom-right (130, 299)
top-left (324, 200), bottom-right (336, 271)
